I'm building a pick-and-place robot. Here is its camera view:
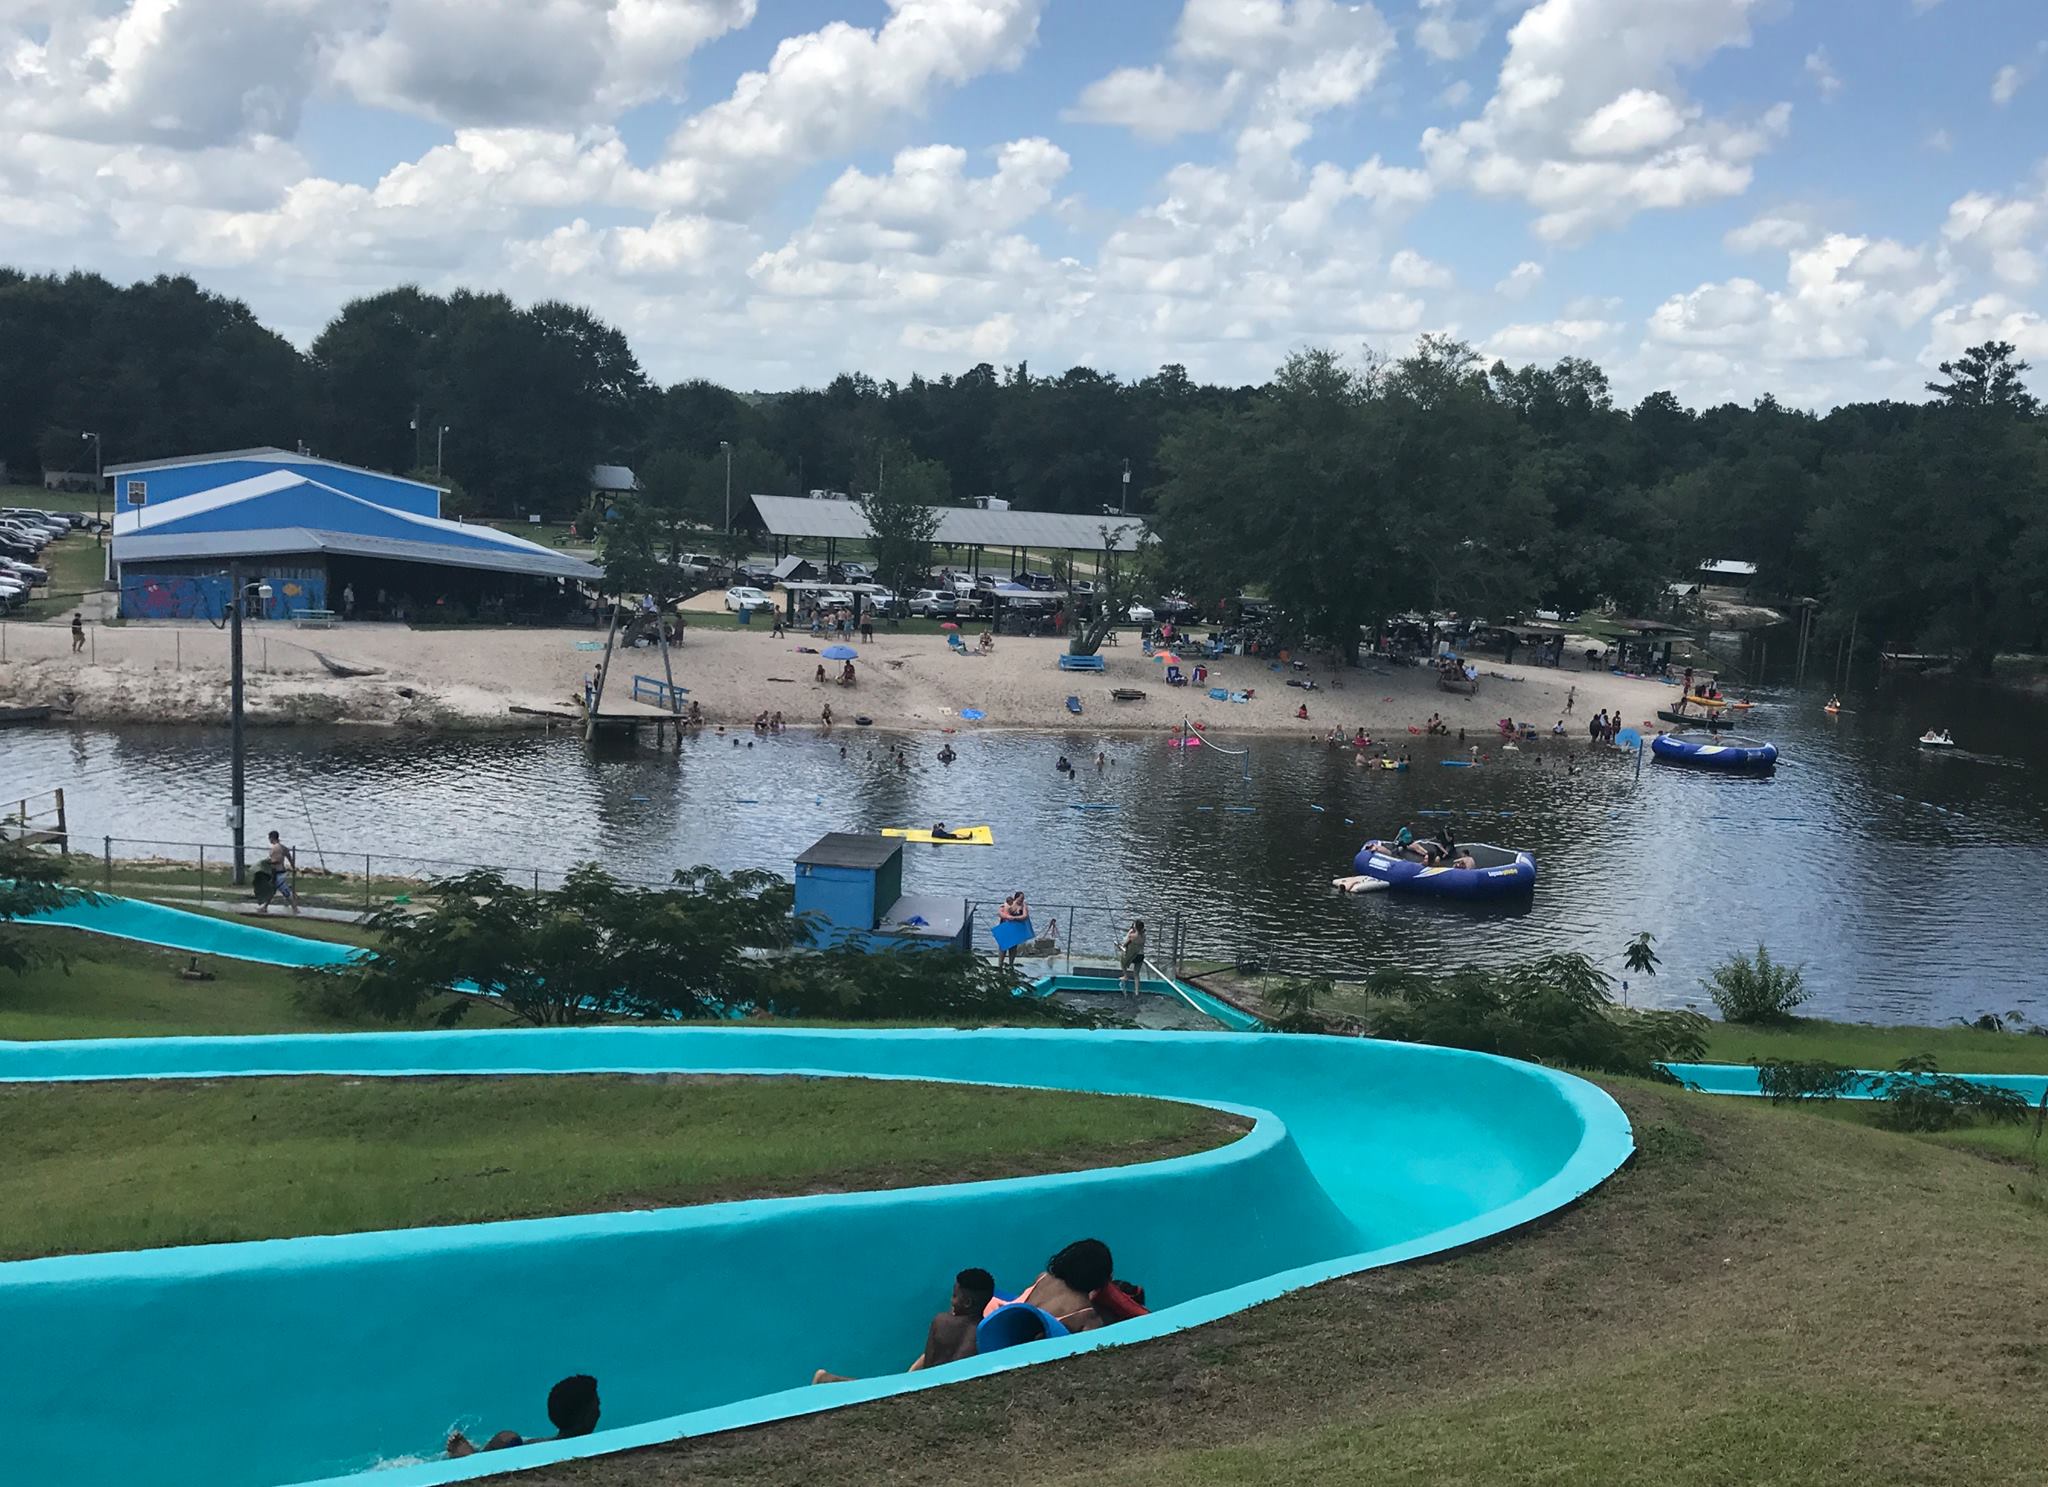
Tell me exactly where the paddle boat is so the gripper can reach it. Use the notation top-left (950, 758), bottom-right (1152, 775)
top-left (1918, 729), bottom-right (1956, 749)
top-left (1350, 840), bottom-right (1537, 899)
top-left (1649, 731), bottom-right (1778, 772)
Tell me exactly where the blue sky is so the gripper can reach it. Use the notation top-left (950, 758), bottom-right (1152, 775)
top-left (5, 0), bottom-right (2046, 407)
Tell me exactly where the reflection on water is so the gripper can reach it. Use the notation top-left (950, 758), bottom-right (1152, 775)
top-left (6, 675), bottom-right (2044, 1025)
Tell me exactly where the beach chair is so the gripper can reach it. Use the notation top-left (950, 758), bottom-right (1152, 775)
top-left (1164, 665), bottom-right (1187, 687)
top-left (947, 632), bottom-right (968, 654)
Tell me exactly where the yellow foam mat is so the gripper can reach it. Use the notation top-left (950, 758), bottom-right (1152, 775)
top-left (881, 825), bottom-right (995, 846)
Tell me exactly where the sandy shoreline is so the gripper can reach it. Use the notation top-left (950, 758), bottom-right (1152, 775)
top-left (0, 616), bottom-right (1681, 740)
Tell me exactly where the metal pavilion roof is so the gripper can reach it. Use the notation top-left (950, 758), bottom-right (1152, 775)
top-left (746, 494), bottom-right (1148, 553)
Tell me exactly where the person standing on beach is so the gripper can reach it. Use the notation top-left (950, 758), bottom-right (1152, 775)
top-left (71, 612), bottom-right (85, 653)
top-left (997, 892), bottom-right (1030, 970)
top-left (342, 584), bottom-right (356, 620)
top-left (1565, 685), bottom-right (1575, 714)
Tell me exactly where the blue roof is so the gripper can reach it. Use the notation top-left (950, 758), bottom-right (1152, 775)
top-left (110, 472), bottom-right (597, 582)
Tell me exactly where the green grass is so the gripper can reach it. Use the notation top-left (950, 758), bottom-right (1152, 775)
top-left (513, 1080), bottom-right (2048, 1487)
top-left (91, 856), bottom-right (431, 918)
top-left (0, 928), bottom-right (484, 1040)
top-left (2, 483), bottom-right (101, 514)
top-left (0, 1074), bottom-right (1242, 1260)
top-left (9, 530), bottom-right (105, 619)
top-left (1700, 1018), bottom-right (2048, 1075)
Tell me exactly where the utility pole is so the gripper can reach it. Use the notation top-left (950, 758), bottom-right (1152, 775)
top-left (1120, 457), bottom-right (1130, 515)
top-left (720, 440), bottom-right (733, 532)
top-left (82, 432), bottom-right (103, 545)
top-left (229, 561), bottom-right (248, 884)
top-left (436, 423), bottom-right (451, 478)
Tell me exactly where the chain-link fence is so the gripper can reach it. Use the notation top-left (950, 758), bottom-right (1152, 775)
top-left (83, 836), bottom-right (1277, 979)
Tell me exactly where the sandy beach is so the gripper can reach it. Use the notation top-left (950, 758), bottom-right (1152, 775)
top-left (0, 615), bottom-right (1679, 740)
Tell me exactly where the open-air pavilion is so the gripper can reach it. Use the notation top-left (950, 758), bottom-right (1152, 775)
top-left (741, 494), bottom-right (1147, 579)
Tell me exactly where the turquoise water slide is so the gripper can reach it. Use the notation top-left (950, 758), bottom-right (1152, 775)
top-left (0, 934), bottom-right (1634, 1487)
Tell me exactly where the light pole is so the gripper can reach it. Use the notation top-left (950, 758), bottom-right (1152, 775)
top-left (227, 564), bottom-right (262, 884)
top-left (720, 440), bottom-right (732, 533)
top-left (83, 432), bottom-right (102, 544)
top-left (435, 423), bottom-right (451, 478)
top-left (1120, 457), bottom-right (1130, 515)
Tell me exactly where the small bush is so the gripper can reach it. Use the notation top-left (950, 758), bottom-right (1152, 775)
top-left (1753, 1058), bottom-right (1859, 1104)
top-left (1872, 1055), bottom-right (2032, 1133)
top-left (1359, 950), bottom-right (1708, 1081)
top-left (1704, 945), bottom-right (1810, 1025)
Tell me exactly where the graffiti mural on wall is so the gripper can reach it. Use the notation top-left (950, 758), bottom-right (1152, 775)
top-left (120, 569), bottom-right (327, 621)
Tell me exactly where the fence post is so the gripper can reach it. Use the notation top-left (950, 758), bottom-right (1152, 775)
top-left (533, 868), bottom-right (541, 894)
top-left (365, 855), bottom-right (373, 916)
top-left (198, 845), bottom-right (205, 906)
top-left (103, 835), bottom-right (112, 889)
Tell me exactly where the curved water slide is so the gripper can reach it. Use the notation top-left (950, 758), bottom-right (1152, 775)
top-left (1, 895), bottom-right (1634, 1487)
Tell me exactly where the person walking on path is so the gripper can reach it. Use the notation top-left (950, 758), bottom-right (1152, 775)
top-left (260, 831), bottom-right (299, 916)
top-left (71, 612), bottom-right (85, 654)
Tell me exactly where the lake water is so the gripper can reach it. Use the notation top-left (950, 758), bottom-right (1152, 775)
top-left (6, 675), bottom-right (2045, 1025)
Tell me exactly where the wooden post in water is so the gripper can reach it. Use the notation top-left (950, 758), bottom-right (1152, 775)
top-left (586, 601), bottom-right (623, 741)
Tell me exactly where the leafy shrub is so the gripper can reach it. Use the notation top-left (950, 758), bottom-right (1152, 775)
top-left (1704, 945), bottom-right (1810, 1025)
top-left (1871, 1054), bottom-right (2032, 1133)
top-left (1359, 951), bottom-right (1707, 1081)
top-left (1752, 1058), bottom-right (1860, 1104)
top-left (1, 838), bottom-right (94, 979)
top-left (301, 863), bottom-right (1092, 1029)
top-left (1263, 975), bottom-right (1339, 1034)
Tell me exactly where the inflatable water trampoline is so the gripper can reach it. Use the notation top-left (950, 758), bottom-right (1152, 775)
top-left (1352, 840), bottom-right (1537, 899)
top-left (1650, 731), bottom-right (1778, 772)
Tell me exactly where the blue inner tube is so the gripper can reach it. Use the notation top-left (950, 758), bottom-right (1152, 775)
top-left (1651, 731), bottom-right (1778, 771)
top-left (1353, 841), bottom-right (1537, 898)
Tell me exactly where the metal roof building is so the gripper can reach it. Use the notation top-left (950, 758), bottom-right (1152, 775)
top-left (745, 494), bottom-right (1148, 555)
top-left (110, 470), bottom-right (597, 622)
top-left (104, 447), bottom-right (446, 520)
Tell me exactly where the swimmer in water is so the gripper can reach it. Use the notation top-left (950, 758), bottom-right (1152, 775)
top-left (448, 1375), bottom-right (600, 1459)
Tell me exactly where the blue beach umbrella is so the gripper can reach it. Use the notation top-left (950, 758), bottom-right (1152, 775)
top-left (821, 645), bottom-right (859, 660)
top-left (960, 708), bottom-right (986, 720)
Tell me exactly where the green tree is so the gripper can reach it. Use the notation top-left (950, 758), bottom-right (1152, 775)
top-left (1, 840), bottom-right (80, 978)
top-left (307, 864), bottom-right (799, 1026)
top-left (859, 441), bottom-right (944, 597)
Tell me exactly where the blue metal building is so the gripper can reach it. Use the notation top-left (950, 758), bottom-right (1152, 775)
top-left (108, 466), bottom-right (597, 621)
top-left (103, 447), bottom-right (443, 520)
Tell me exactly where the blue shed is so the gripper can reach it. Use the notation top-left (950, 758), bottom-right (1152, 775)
top-left (793, 834), bottom-right (973, 952)
top-left (102, 448), bottom-right (443, 519)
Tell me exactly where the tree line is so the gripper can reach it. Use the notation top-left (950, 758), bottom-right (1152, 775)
top-left (4, 265), bottom-right (2042, 670)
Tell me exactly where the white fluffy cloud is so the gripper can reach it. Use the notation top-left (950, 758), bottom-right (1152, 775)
top-left (1724, 212), bottom-right (1813, 253)
top-left (1496, 260), bottom-right (1544, 297)
top-left (1803, 47), bottom-right (1842, 101)
top-left (1941, 182), bottom-right (2045, 288)
top-left (1415, 0), bottom-right (1487, 62)
top-left (0, 0), bottom-right (757, 143)
top-left (1421, 0), bottom-right (1789, 240)
top-left (1068, 0), bottom-right (1396, 143)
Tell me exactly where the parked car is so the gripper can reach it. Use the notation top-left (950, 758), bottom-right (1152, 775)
top-left (947, 575), bottom-right (976, 598)
top-left (0, 556), bottom-right (50, 585)
top-left (735, 563), bottom-right (777, 588)
top-left (813, 589), bottom-right (855, 610)
top-left (674, 552), bottom-right (731, 584)
top-left (910, 588), bottom-right (959, 618)
top-left (1016, 569), bottom-right (1058, 591)
top-left (1155, 594), bottom-right (1197, 620)
top-left (1534, 608), bottom-right (1561, 622)
top-left (724, 585), bottom-right (770, 613)
top-left (1126, 601), bottom-right (1156, 624)
top-left (831, 561), bottom-right (873, 584)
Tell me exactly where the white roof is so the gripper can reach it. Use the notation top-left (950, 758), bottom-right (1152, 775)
top-left (110, 470), bottom-right (596, 581)
top-left (1699, 559), bottom-right (1758, 576)
top-left (591, 464), bottom-right (638, 492)
top-left (102, 446), bottom-right (447, 492)
top-left (749, 493), bottom-right (1148, 553)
